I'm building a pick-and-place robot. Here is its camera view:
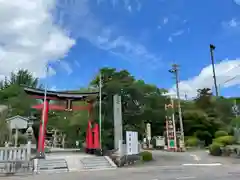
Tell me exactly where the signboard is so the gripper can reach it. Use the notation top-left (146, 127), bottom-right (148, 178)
top-left (6, 115), bottom-right (29, 129)
top-left (165, 102), bottom-right (176, 149)
top-left (113, 94), bottom-right (123, 149)
top-left (155, 136), bottom-right (165, 147)
top-left (232, 105), bottom-right (239, 116)
top-left (126, 131), bottom-right (138, 155)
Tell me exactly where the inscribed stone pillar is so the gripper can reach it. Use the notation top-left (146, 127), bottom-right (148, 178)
top-left (113, 94), bottom-right (123, 150)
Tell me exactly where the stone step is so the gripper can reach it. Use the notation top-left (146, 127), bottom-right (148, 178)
top-left (80, 156), bottom-right (116, 170)
top-left (37, 158), bottom-right (69, 173)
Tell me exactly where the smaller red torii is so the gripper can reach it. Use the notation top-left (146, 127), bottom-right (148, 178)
top-left (24, 87), bottom-right (100, 157)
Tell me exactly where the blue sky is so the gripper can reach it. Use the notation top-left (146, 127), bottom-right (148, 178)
top-left (1, 0), bottom-right (240, 98)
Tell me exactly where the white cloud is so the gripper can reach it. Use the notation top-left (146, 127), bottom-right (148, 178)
top-left (49, 86), bottom-right (57, 91)
top-left (56, 0), bottom-right (161, 68)
top-left (48, 85), bottom-right (67, 91)
top-left (98, 0), bottom-right (141, 11)
top-left (74, 60), bottom-right (81, 67)
top-left (136, 0), bottom-right (142, 11)
top-left (59, 61), bottom-right (73, 75)
top-left (167, 30), bottom-right (185, 43)
top-left (97, 0), bottom-right (104, 4)
top-left (0, 0), bottom-right (75, 80)
top-left (163, 17), bottom-right (169, 24)
top-left (222, 18), bottom-right (240, 28)
top-left (123, 0), bottom-right (142, 11)
top-left (168, 59), bottom-right (240, 99)
top-left (234, 0), bottom-right (240, 5)
top-left (172, 30), bottom-right (185, 36)
top-left (127, 5), bottom-right (132, 12)
top-left (111, 0), bottom-right (118, 7)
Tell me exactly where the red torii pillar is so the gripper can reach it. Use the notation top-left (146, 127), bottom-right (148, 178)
top-left (85, 106), bottom-right (100, 153)
top-left (38, 100), bottom-right (49, 153)
top-left (93, 123), bottom-right (100, 149)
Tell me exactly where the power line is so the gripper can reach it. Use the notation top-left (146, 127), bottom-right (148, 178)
top-left (223, 75), bottom-right (240, 85)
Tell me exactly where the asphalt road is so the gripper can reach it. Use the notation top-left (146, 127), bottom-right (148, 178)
top-left (5, 150), bottom-right (240, 180)
top-left (10, 165), bottom-right (240, 180)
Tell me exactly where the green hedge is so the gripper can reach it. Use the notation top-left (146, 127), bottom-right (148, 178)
top-left (44, 147), bottom-right (50, 153)
top-left (140, 151), bottom-right (153, 161)
top-left (213, 136), bottom-right (235, 146)
top-left (214, 130), bottom-right (228, 138)
top-left (209, 143), bottom-right (223, 156)
top-left (210, 135), bottom-right (235, 156)
top-left (185, 137), bottom-right (199, 147)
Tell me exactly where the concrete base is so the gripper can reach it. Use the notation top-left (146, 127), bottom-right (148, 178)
top-left (35, 151), bottom-right (45, 159)
top-left (44, 153), bottom-right (94, 172)
top-left (43, 152), bottom-right (116, 172)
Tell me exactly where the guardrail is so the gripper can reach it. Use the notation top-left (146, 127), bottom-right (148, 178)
top-left (0, 142), bottom-right (32, 176)
top-left (0, 146), bottom-right (31, 161)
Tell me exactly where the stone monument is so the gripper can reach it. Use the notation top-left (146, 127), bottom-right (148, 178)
top-left (113, 94), bottom-right (123, 150)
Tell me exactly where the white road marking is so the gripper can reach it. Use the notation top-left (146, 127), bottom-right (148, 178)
top-left (182, 163), bottom-right (222, 166)
top-left (176, 176), bottom-right (196, 179)
top-left (190, 154), bottom-right (200, 161)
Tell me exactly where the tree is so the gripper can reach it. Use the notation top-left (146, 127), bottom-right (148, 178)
top-left (0, 105), bottom-right (9, 145)
top-left (0, 69), bottom-right (40, 144)
top-left (1, 68), bottom-right (238, 149)
top-left (195, 88), bottom-right (214, 110)
top-left (214, 97), bottom-right (235, 124)
top-left (90, 68), bottom-right (167, 148)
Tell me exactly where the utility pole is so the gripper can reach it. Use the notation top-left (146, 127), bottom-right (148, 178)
top-left (99, 72), bottom-right (102, 151)
top-left (210, 44), bottom-right (219, 97)
top-left (169, 64), bottom-right (185, 150)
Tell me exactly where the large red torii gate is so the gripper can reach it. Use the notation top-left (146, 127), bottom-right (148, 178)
top-left (24, 87), bottom-right (100, 158)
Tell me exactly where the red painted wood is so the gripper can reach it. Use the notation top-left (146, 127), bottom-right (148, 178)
top-left (93, 123), bottom-right (100, 149)
top-left (29, 95), bottom-right (59, 100)
top-left (32, 104), bottom-right (91, 111)
top-left (37, 100), bottom-right (49, 153)
top-left (86, 120), bottom-right (93, 149)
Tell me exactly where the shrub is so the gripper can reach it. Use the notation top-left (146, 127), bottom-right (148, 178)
top-left (140, 151), bottom-right (153, 161)
top-left (214, 130), bottom-right (228, 138)
top-left (213, 136), bottom-right (235, 146)
top-left (185, 136), bottom-right (199, 147)
top-left (209, 143), bottom-right (223, 156)
top-left (44, 147), bottom-right (50, 153)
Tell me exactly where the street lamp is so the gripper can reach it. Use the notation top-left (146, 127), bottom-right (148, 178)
top-left (209, 44), bottom-right (218, 97)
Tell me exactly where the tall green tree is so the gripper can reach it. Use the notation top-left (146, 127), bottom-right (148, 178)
top-left (194, 88), bottom-right (214, 110)
top-left (0, 69), bottom-right (40, 145)
top-left (0, 69), bottom-right (39, 117)
top-left (0, 105), bottom-right (9, 145)
top-left (91, 67), bottom-right (167, 148)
